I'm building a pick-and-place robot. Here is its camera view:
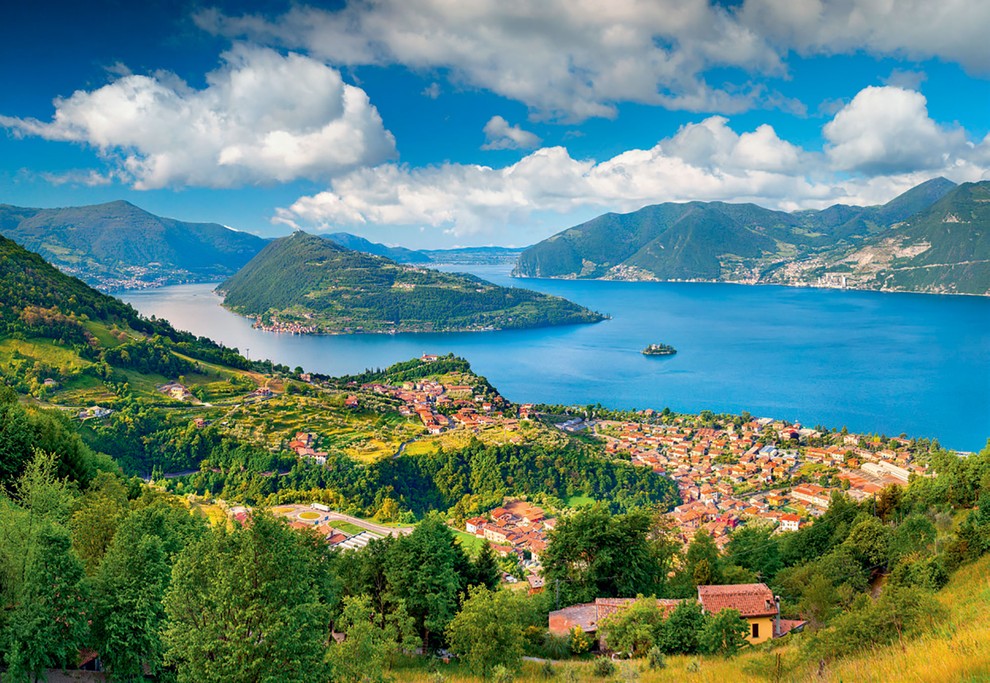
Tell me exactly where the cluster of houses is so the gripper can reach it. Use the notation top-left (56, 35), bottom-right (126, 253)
top-left (287, 431), bottom-right (330, 465)
top-left (360, 377), bottom-right (513, 436)
top-left (463, 501), bottom-right (554, 571)
top-left (77, 405), bottom-right (113, 420)
top-left (251, 315), bottom-right (316, 335)
top-left (592, 416), bottom-right (927, 548)
top-left (549, 582), bottom-right (806, 650)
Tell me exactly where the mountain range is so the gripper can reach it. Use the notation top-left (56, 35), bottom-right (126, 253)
top-left (2, 177), bottom-right (986, 296)
top-left (0, 200), bottom-right (529, 289)
top-left (218, 231), bottom-right (604, 334)
top-left (513, 177), bottom-right (989, 295)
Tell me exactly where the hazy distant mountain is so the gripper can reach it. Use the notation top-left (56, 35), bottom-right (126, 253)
top-left (0, 200), bottom-right (267, 290)
top-left (513, 178), bottom-right (972, 294)
top-left (421, 246), bottom-right (526, 265)
top-left (219, 231), bottom-right (604, 333)
top-left (324, 232), bottom-right (431, 263)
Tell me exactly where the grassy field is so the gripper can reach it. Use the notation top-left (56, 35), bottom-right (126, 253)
top-left (0, 338), bottom-right (92, 374)
top-left (566, 494), bottom-right (596, 508)
top-left (331, 521), bottom-right (366, 536)
top-left (451, 529), bottom-right (486, 555)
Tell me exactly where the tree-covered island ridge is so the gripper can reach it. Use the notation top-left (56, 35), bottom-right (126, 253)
top-left (0, 232), bottom-right (988, 681)
top-left (218, 231), bottom-right (605, 334)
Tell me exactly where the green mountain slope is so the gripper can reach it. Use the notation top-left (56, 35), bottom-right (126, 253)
top-left (514, 201), bottom-right (802, 281)
top-left (829, 181), bottom-right (990, 295)
top-left (0, 233), bottom-right (269, 401)
top-left (325, 232), bottom-right (431, 263)
top-left (513, 178), bottom-right (961, 291)
top-left (219, 232), bottom-right (604, 333)
top-left (0, 200), bottom-right (267, 290)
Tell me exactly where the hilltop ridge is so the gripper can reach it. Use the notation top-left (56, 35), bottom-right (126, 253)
top-left (219, 231), bottom-right (604, 333)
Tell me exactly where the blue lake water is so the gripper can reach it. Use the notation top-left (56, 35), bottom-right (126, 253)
top-left (121, 265), bottom-right (990, 452)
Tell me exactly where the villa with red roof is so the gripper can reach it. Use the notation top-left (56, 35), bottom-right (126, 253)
top-left (550, 582), bottom-right (805, 648)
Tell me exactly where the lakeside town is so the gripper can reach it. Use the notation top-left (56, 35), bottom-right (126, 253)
top-left (203, 354), bottom-right (934, 588)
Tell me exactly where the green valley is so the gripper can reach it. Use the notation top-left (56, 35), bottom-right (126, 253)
top-left (0, 235), bottom-right (988, 683)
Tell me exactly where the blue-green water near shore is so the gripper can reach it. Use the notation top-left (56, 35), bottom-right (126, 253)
top-left (122, 265), bottom-right (990, 452)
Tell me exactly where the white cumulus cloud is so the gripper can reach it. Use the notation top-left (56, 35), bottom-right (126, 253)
top-left (739, 0), bottom-right (990, 75)
top-left (0, 45), bottom-right (396, 189)
top-left (196, 0), bottom-right (781, 121)
top-left (275, 90), bottom-right (990, 239)
top-left (275, 116), bottom-right (831, 236)
top-left (823, 86), bottom-right (966, 174)
top-left (482, 116), bottom-right (542, 150)
top-left (197, 1), bottom-right (990, 121)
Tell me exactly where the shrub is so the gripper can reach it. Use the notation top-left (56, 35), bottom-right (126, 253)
top-left (491, 664), bottom-right (514, 683)
top-left (647, 646), bottom-right (666, 670)
top-left (593, 657), bottom-right (616, 678)
top-left (570, 626), bottom-right (593, 655)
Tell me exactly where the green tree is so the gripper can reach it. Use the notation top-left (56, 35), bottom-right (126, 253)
top-left (328, 595), bottom-right (419, 683)
top-left (700, 608), bottom-right (749, 656)
top-left (90, 530), bottom-right (170, 679)
top-left (163, 513), bottom-right (332, 683)
top-left (842, 516), bottom-right (891, 569)
top-left (656, 601), bottom-right (706, 655)
top-left (471, 540), bottom-right (502, 590)
top-left (384, 515), bottom-right (469, 650)
top-left (3, 525), bottom-right (90, 682)
top-left (670, 529), bottom-right (723, 596)
top-left (447, 586), bottom-right (524, 678)
top-left (70, 471), bottom-right (129, 574)
top-left (541, 505), bottom-right (675, 605)
top-left (598, 597), bottom-right (664, 657)
top-left (725, 525), bottom-right (782, 582)
top-left (888, 514), bottom-right (936, 562)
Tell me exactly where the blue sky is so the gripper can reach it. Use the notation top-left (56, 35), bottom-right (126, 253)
top-left (2, 0), bottom-right (989, 248)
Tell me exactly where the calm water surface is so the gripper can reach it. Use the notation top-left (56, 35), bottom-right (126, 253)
top-left (122, 265), bottom-right (990, 451)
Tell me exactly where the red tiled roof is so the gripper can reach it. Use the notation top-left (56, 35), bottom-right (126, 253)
top-left (550, 602), bottom-right (599, 632)
top-left (776, 618), bottom-right (807, 637)
top-left (697, 583), bottom-right (777, 618)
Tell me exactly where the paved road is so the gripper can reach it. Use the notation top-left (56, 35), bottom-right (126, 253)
top-left (323, 511), bottom-right (415, 537)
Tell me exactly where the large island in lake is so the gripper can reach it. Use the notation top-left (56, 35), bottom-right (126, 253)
top-left (218, 231), bottom-right (605, 334)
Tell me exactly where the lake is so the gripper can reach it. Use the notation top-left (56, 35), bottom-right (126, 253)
top-left (122, 266), bottom-right (990, 452)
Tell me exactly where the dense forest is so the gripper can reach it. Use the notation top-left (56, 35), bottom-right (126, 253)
top-left (219, 231), bottom-right (605, 333)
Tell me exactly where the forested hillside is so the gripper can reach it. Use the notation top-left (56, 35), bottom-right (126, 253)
top-left (824, 181), bottom-right (990, 295)
top-left (513, 177), bottom-right (968, 293)
top-left (220, 231), bottom-right (604, 333)
top-left (0, 200), bottom-right (266, 290)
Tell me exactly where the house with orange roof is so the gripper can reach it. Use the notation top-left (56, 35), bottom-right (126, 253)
top-left (697, 583), bottom-right (780, 644)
